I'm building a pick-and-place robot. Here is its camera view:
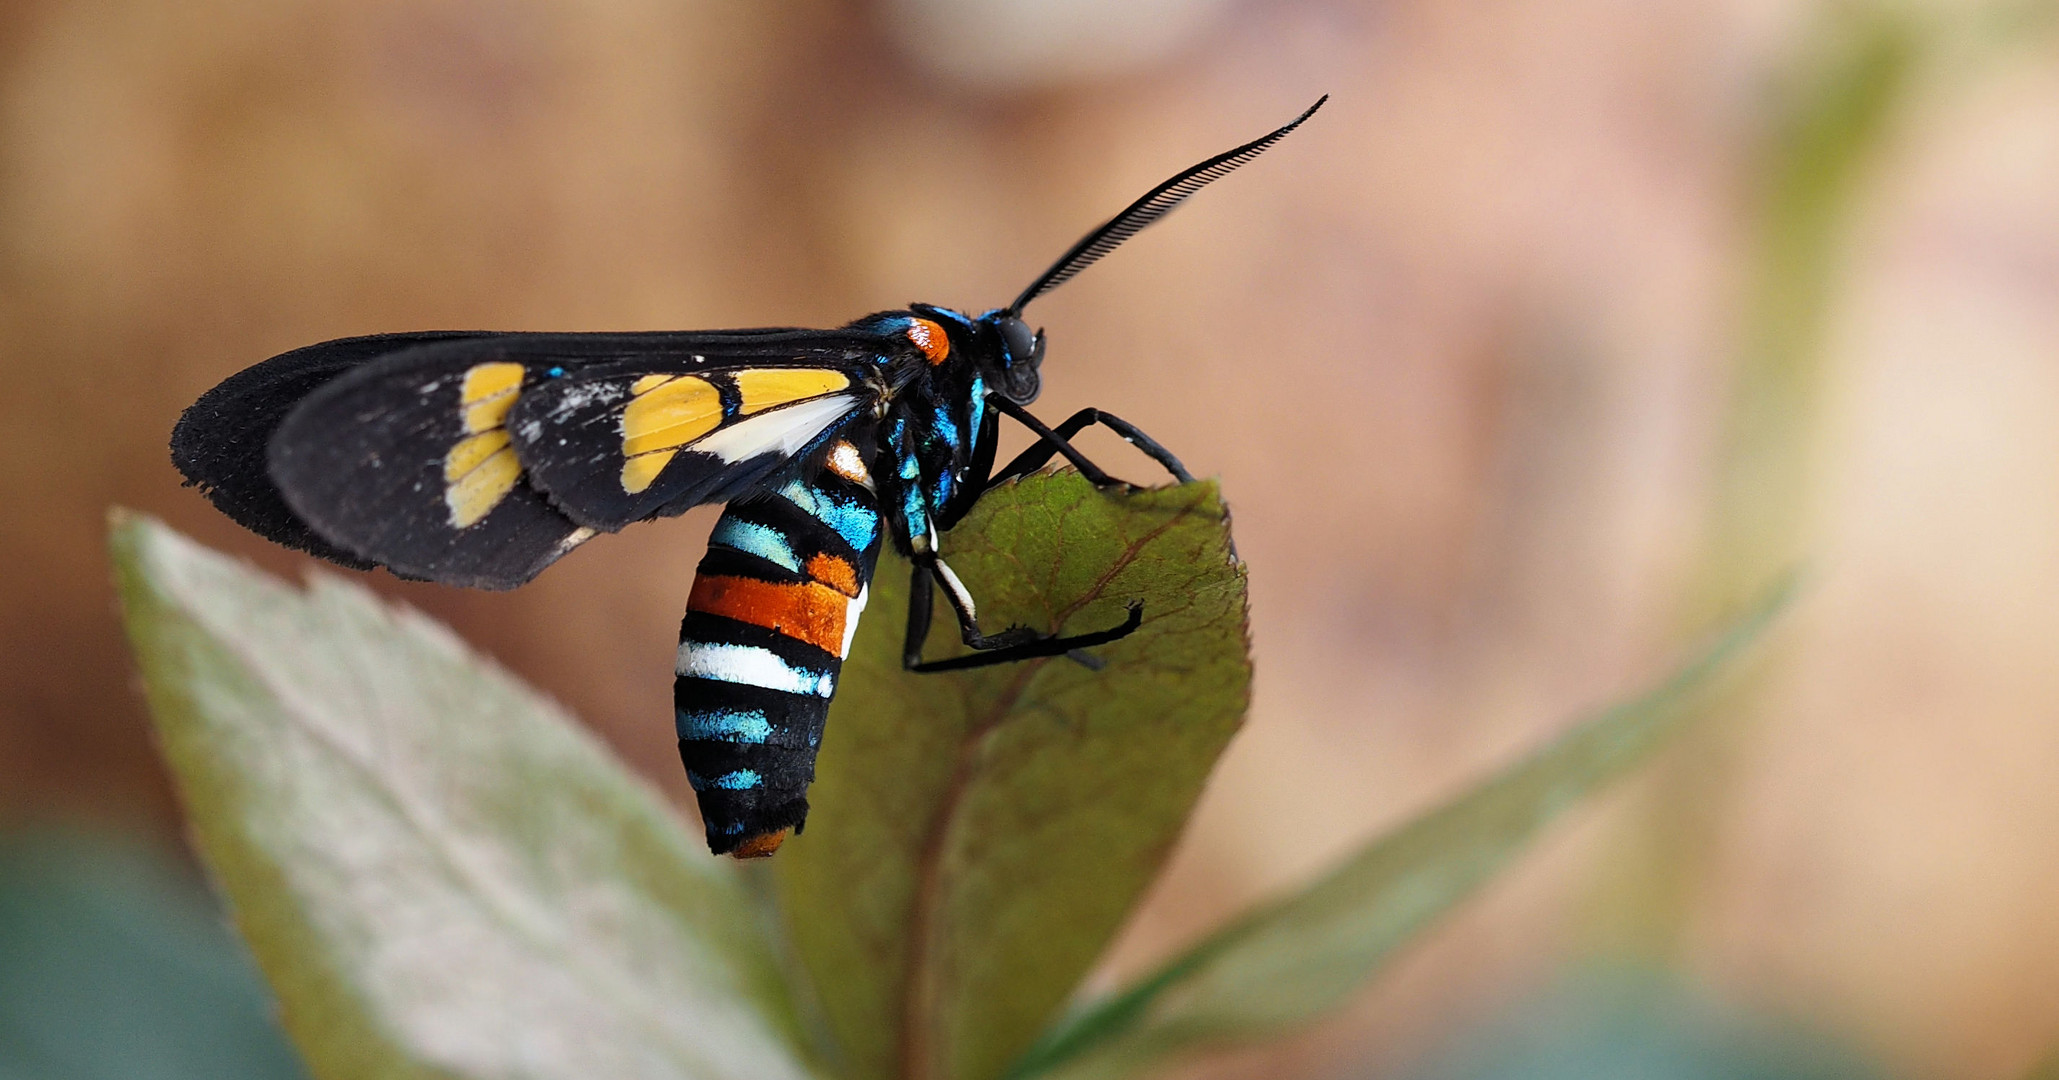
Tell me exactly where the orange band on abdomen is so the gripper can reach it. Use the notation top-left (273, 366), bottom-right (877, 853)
top-left (688, 574), bottom-right (849, 655)
top-left (805, 553), bottom-right (860, 597)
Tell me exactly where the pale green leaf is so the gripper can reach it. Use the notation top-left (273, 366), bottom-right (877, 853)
top-left (1011, 578), bottom-right (1794, 1080)
top-left (770, 473), bottom-right (1251, 1080)
top-left (111, 512), bottom-right (817, 1080)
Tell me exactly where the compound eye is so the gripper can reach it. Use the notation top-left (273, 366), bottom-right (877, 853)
top-left (998, 317), bottom-right (1039, 369)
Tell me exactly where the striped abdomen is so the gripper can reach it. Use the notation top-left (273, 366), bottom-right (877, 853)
top-left (675, 439), bottom-right (881, 857)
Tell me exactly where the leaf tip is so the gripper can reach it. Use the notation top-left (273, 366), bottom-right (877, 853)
top-left (107, 507), bottom-right (172, 615)
top-left (105, 504), bottom-right (149, 566)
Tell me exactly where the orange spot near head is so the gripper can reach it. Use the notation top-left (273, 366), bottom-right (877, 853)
top-left (907, 318), bottom-right (950, 364)
top-left (806, 553), bottom-right (860, 597)
top-left (688, 574), bottom-right (849, 654)
top-left (729, 828), bottom-right (791, 859)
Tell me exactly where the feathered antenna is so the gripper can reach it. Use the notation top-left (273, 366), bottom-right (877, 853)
top-left (1007, 95), bottom-right (1327, 315)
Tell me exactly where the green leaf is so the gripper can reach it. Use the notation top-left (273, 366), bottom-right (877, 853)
top-left (770, 473), bottom-right (1251, 1080)
top-left (110, 512), bottom-right (817, 1080)
top-left (1010, 578), bottom-right (1795, 1080)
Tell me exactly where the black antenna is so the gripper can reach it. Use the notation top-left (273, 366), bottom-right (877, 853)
top-left (1007, 95), bottom-right (1327, 315)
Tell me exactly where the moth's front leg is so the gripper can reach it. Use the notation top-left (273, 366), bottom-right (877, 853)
top-left (986, 399), bottom-right (1194, 490)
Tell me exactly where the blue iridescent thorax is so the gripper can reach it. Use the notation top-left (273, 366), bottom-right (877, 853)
top-left (847, 306), bottom-right (1000, 557)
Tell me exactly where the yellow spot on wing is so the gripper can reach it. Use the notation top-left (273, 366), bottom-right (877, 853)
top-left (443, 364), bottom-right (527, 526)
top-left (620, 450), bottom-right (676, 495)
top-left (460, 362), bottom-right (524, 433)
top-left (734, 369), bottom-right (850, 415)
top-left (620, 375), bottom-right (723, 492)
top-left (446, 429), bottom-right (511, 480)
top-left (622, 376), bottom-right (722, 456)
top-left (446, 442), bottom-right (521, 528)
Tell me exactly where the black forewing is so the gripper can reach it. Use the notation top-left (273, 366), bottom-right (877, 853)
top-left (171, 331), bottom-right (497, 569)
top-left (505, 331), bottom-right (888, 530)
top-left (266, 331), bottom-right (885, 589)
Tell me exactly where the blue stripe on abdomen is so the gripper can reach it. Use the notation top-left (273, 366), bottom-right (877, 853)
top-left (775, 478), bottom-right (877, 554)
top-left (676, 707), bottom-right (774, 744)
top-left (688, 769), bottom-right (763, 791)
top-left (708, 517), bottom-right (802, 573)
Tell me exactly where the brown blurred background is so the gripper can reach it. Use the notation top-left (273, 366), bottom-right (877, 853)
top-left (3, 0), bottom-right (2057, 1076)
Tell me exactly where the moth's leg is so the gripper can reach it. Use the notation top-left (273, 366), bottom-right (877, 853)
top-left (902, 561), bottom-right (1118, 672)
top-left (901, 562), bottom-right (937, 671)
top-left (987, 399), bottom-right (1194, 490)
top-left (909, 600), bottom-right (1143, 673)
top-left (903, 553), bottom-right (1144, 673)
top-left (919, 554), bottom-right (1037, 652)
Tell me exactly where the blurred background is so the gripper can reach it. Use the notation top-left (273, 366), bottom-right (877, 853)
top-left (3, 0), bottom-right (2057, 1077)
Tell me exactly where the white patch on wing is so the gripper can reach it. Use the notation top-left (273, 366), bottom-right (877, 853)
top-left (693, 394), bottom-right (858, 464)
top-left (548, 380), bottom-right (627, 422)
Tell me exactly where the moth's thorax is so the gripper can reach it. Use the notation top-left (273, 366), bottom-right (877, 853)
top-left (839, 309), bottom-right (997, 554)
top-left (853, 303), bottom-right (1035, 397)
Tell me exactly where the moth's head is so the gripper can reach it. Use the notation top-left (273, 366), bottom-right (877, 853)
top-left (910, 303), bottom-right (1043, 405)
top-left (981, 308), bottom-right (1044, 405)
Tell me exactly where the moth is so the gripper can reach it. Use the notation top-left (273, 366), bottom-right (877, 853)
top-left (172, 97), bottom-right (1323, 857)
